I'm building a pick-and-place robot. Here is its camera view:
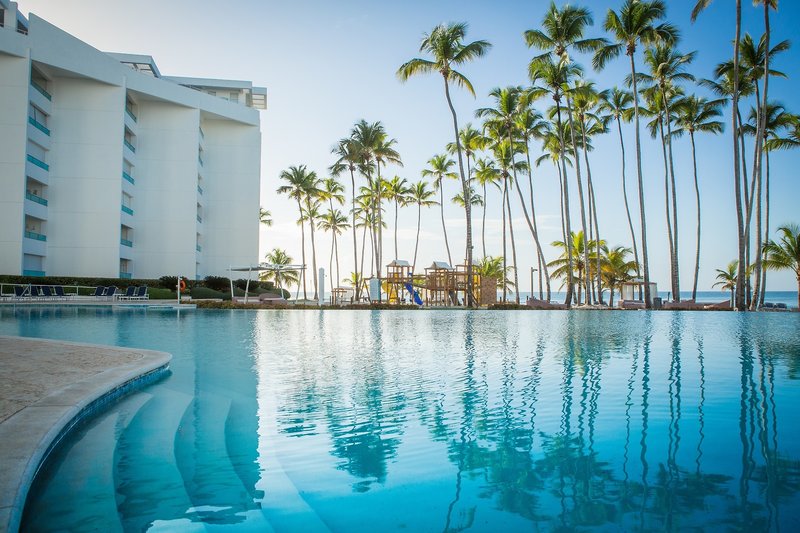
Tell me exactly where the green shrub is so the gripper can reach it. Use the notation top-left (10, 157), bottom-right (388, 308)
top-left (148, 287), bottom-right (176, 300)
top-left (190, 286), bottom-right (230, 300)
top-left (203, 275), bottom-right (230, 292)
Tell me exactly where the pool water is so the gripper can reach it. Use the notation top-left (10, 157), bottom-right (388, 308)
top-left (3, 308), bottom-right (800, 531)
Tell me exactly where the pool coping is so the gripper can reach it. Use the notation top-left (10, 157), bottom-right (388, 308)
top-left (0, 336), bottom-right (171, 533)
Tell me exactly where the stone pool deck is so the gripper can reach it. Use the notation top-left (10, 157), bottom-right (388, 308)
top-left (0, 336), bottom-right (171, 533)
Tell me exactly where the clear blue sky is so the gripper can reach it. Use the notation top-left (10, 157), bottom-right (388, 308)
top-left (23, 0), bottom-right (799, 292)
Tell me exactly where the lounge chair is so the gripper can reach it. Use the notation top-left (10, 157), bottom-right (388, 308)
top-left (13, 285), bottom-right (29, 299)
top-left (30, 285), bottom-right (42, 300)
top-left (53, 286), bottom-right (70, 300)
top-left (120, 286), bottom-right (137, 300)
top-left (762, 302), bottom-right (774, 309)
top-left (105, 286), bottom-right (118, 300)
top-left (776, 303), bottom-right (788, 310)
top-left (93, 286), bottom-right (106, 298)
top-left (40, 286), bottom-right (54, 299)
top-left (134, 286), bottom-right (148, 300)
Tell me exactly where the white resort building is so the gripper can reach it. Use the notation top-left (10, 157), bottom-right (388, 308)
top-left (0, 1), bottom-right (266, 280)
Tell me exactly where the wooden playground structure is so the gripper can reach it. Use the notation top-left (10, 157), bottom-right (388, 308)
top-left (376, 260), bottom-right (496, 307)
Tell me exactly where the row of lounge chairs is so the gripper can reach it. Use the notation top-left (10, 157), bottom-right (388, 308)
top-left (12, 285), bottom-right (73, 300)
top-left (94, 286), bottom-right (149, 300)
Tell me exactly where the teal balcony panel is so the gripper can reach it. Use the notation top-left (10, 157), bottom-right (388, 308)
top-left (30, 81), bottom-right (52, 101)
top-left (28, 116), bottom-right (50, 136)
top-left (24, 231), bottom-right (46, 242)
top-left (121, 205), bottom-right (134, 216)
top-left (25, 192), bottom-right (48, 206)
top-left (26, 154), bottom-right (49, 171)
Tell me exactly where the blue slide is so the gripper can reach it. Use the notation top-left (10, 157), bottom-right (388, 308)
top-left (405, 283), bottom-right (423, 306)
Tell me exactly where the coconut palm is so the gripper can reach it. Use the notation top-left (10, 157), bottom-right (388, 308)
top-left (692, 0), bottom-right (746, 309)
top-left (528, 58), bottom-right (583, 307)
top-left (408, 181), bottom-right (438, 273)
top-left (535, 125), bottom-right (574, 250)
top-left (330, 137), bottom-right (367, 300)
top-left (422, 154), bottom-right (459, 266)
top-left (446, 123), bottom-right (488, 184)
top-left (474, 255), bottom-right (514, 294)
top-left (594, 0), bottom-right (677, 309)
top-left (598, 87), bottom-right (639, 275)
top-left (301, 197), bottom-right (323, 300)
top-left (763, 224), bottom-right (800, 309)
top-left (452, 187), bottom-right (483, 209)
top-left (277, 165), bottom-right (317, 301)
top-left (601, 246), bottom-right (638, 307)
top-left (259, 207), bottom-right (272, 227)
top-left (318, 209), bottom-right (350, 291)
top-left (383, 175), bottom-right (411, 261)
top-left (398, 22), bottom-right (492, 307)
top-left (262, 248), bottom-right (300, 295)
top-left (638, 44), bottom-right (696, 301)
top-left (473, 157), bottom-right (501, 258)
top-left (477, 86), bottom-right (551, 303)
top-left (672, 95), bottom-right (725, 301)
top-left (713, 260), bottom-right (739, 304)
top-left (547, 231), bottom-right (604, 305)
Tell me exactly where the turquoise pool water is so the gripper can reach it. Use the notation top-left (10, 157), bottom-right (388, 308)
top-left (3, 307), bottom-right (800, 531)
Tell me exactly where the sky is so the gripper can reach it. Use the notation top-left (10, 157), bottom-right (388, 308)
top-left (21, 0), bottom-right (800, 293)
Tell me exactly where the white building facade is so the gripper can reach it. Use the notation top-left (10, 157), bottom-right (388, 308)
top-left (0, 1), bottom-right (266, 280)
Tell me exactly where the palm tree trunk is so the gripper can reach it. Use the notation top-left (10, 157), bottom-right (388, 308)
top-left (350, 169), bottom-right (359, 300)
top-left (443, 77), bottom-right (474, 306)
top-left (439, 184), bottom-right (453, 265)
top-left (690, 131), bottom-right (702, 301)
top-left (335, 233), bottom-right (341, 291)
top-left (297, 198), bottom-right (307, 301)
top-left (659, 117), bottom-right (676, 300)
top-left (482, 181), bottom-right (488, 259)
top-left (501, 178), bottom-right (508, 302)
top-left (413, 203), bottom-right (422, 273)
top-left (662, 87), bottom-right (681, 301)
top-left (759, 150), bottom-right (770, 307)
top-left (629, 53), bottom-right (652, 309)
top-left (580, 121), bottom-right (603, 304)
top-left (329, 231), bottom-right (335, 292)
top-left (394, 199), bottom-right (399, 261)
top-left (359, 222), bottom-right (368, 296)
top-left (513, 174), bottom-right (549, 303)
top-left (506, 177), bottom-right (520, 304)
top-left (616, 117), bottom-right (641, 276)
top-left (308, 209), bottom-right (318, 300)
top-left (375, 163), bottom-right (383, 293)
top-left (555, 103), bottom-right (575, 307)
top-left (523, 140), bottom-right (548, 300)
top-left (733, 0), bottom-right (746, 311)
top-left (565, 93), bottom-right (592, 305)
top-left (465, 153), bottom-right (473, 263)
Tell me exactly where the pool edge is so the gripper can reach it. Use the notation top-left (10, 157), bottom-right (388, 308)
top-left (0, 336), bottom-right (171, 533)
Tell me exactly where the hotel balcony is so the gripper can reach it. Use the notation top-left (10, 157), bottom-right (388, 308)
top-left (23, 231), bottom-right (47, 257)
top-left (124, 107), bottom-right (138, 132)
top-left (25, 154), bottom-right (49, 184)
top-left (27, 116), bottom-right (51, 149)
top-left (24, 191), bottom-right (48, 220)
top-left (29, 81), bottom-right (52, 114)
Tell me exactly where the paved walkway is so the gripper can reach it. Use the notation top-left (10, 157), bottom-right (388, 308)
top-left (0, 336), bottom-right (170, 533)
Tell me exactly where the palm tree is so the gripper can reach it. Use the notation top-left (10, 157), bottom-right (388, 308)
top-left (330, 137), bottom-right (366, 300)
top-left (422, 154), bottom-right (459, 266)
top-left (277, 165), bottom-right (316, 301)
top-left (446, 123), bottom-right (487, 185)
top-left (477, 86), bottom-right (550, 303)
top-left (673, 95), bottom-right (724, 301)
top-left (547, 231), bottom-right (604, 305)
top-left (692, 0), bottom-right (746, 309)
top-left (473, 157), bottom-right (500, 259)
top-left (598, 87), bottom-right (640, 275)
top-left (259, 207), bottom-right (273, 227)
top-left (318, 209), bottom-right (350, 291)
top-left (408, 181), bottom-right (438, 273)
top-left (452, 186), bottom-right (483, 209)
top-left (594, 0), bottom-right (677, 308)
top-left (398, 22), bottom-right (492, 307)
top-left (262, 248), bottom-right (300, 296)
top-left (383, 175), bottom-right (411, 260)
top-left (763, 224), bottom-right (800, 309)
top-left (638, 44), bottom-right (697, 301)
top-left (473, 256), bottom-right (514, 295)
top-left (713, 260), bottom-right (739, 305)
top-left (302, 197), bottom-right (323, 300)
top-left (601, 245), bottom-right (638, 307)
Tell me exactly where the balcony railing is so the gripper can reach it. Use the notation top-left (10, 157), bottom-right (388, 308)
top-left (122, 171), bottom-right (135, 184)
top-left (197, 184), bottom-right (203, 195)
top-left (196, 244), bottom-right (202, 252)
top-left (26, 154), bottom-right (49, 171)
top-left (123, 139), bottom-right (136, 153)
top-left (125, 107), bottom-right (138, 122)
top-left (23, 269), bottom-right (46, 277)
top-left (25, 230), bottom-right (46, 242)
top-left (120, 238), bottom-right (133, 247)
top-left (25, 192), bottom-right (48, 206)
top-left (121, 205), bottom-right (134, 216)
top-left (198, 156), bottom-right (204, 166)
top-left (28, 116), bottom-right (50, 136)
top-left (120, 272), bottom-right (133, 279)
top-left (196, 215), bottom-right (203, 223)
top-left (30, 81), bottom-right (52, 101)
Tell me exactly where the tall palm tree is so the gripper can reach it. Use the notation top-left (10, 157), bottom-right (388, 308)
top-left (594, 0), bottom-right (677, 308)
top-left (528, 58), bottom-right (583, 306)
top-left (422, 154), bottom-right (459, 266)
top-left (452, 186), bottom-right (483, 209)
top-left (547, 231), bottom-right (604, 305)
top-left (763, 224), bottom-right (800, 309)
top-left (692, 0), bottom-right (745, 309)
top-left (526, 1), bottom-right (606, 305)
top-left (672, 95), bottom-right (724, 301)
top-left (320, 177), bottom-right (345, 284)
top-left (712, 260), bottom-right (739, 304)
top-left (259, 207), bottom-right (272, 227)
top-left (601, 245), bottom-right (638, 307)
top-left (330, 137), bottom-right (366, 300)
top-left (473, 157), bottom-right (500, 259)
top-left (598, 87), bottom-right (640, 275)
top-left (318, 209), bottom-right (350, 291)
top-left (262, 248), bottom-right (300, 296)
top-left (302, 197), bottom-right (323, 300)
top-left (476, 86), bottom-right (550, 303)
top-left (408, 181), bottom-right (438, 273)
top-left (398, 22), bottom-right (492, 307)
top-left (638, 44), bottom-right (696, 301)
top-left (536, 126), bottom-right (574, 251)
top-left (277, 165), bottom-right (316, 301)
top-left (383, 175), bottom-right (411, 261)
top-left (446, 123), bottom-right (487, 185)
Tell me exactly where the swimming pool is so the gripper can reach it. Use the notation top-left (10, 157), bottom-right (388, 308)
top-left (3, 307), bottom-right (800, 531)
